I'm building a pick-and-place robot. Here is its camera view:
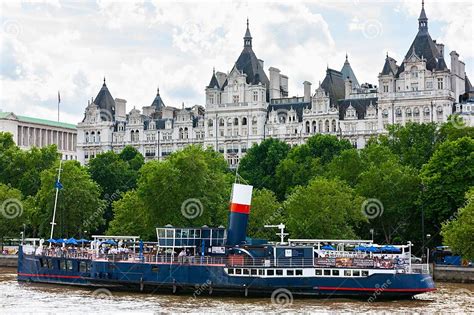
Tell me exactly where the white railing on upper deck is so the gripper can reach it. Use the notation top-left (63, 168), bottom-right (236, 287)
top-left (411, 263), bottom-right (430, 274)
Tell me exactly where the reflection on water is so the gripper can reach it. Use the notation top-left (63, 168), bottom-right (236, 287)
top-left (1, 267), bottom-right (473, 314)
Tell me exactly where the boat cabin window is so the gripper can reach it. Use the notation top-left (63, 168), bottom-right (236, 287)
top-left (315, 269), bottom-right (322, 276)
top-left (228, 268), bottom-right (234, 275)
top-left (79, 261), bottom-right (87, 273)
top-left (323, 270), bottom-right (330, 276)
top-left (258, 270), bottom-right (264, 276)
top-left (362, 270), bottom-right (369, 276)
top-left (296, 269), bottom-right (303, 276)
top-left (344, 270), bottom-right (352, 277)
top-left (287, 270), bottom-right (294, 276)
top-left (60, 260), bottom-right (66, 270)
top-left (236, 269), bottom-right (242, 275)
top-left (353, 270), bottom-right (360, 277)
top-left (47, 259), bottom-right (54, 269)
top-left (67, 260), bottom-right (74, 271)
top-left (276, 270), bottom-right (283, 276)
top-left (39, 258), bottom-right (46, 268)
top-left (267, 270), bottom-right (274, 276)
top-left (332, 270), bottom-right (339, 276)
top-left (251, 269), bottom-right (257, 275)
top-left (243, 269), bottom-right (250, 275)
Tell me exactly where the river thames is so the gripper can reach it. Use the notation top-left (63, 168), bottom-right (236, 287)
top-left (0, 268), bottom-right (473, 314)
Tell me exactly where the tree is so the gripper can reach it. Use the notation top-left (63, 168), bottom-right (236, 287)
top-left (284, 177), bottom-right (366, 239)
top-left (34, 160), bottom-right (105, 238)
top-left (119, 145), bottom-right (144, 171)
top-left (438, 117), bottom-right (474, 143)
top-left (355, 159), bottom-right (421, 244)
top-left (304, 134), bottom-right (352, 164)
top-left (238, 138), bottom-right (290, 192)
top-left (420, 137), bottom-right (474, 234)
top-left (377, 123), bottom-right (438, 169)
top-left (0, 132), bottom-right (59, 197)
top-left (88, 150), bottom-right (142, 231)
top-left (137, 146), bottom-right (232, 228)
top-left (325, 148), bottom-right (364, 187)
top-left (247, 189), bottom-right (283, 240)
top-left (441, 188), bottom-right (474, 260)
top-left (107, 190), bottom-right (154, 240)
top-left (0, 184), bottom-right (28, 239)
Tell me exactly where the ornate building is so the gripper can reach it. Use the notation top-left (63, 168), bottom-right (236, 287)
top-left (77, 2), bottom-right (471, 166)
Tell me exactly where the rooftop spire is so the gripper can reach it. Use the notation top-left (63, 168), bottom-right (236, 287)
top-left (157, 86), bottom-right (160, 95)
top-left (418, 0), bottom-right (428, 33)
top-left (244, 18), bottom-right (252, 48)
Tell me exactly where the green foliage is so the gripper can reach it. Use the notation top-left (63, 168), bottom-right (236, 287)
top-left (107, 190), bottom-right (154, 240)
top-left (377, 123), bottom-right (438, 169)
top-left (238, 138), bottom-right (290, 192)
top-left (0, 132), bottom-right (59, 197)
top-left (441, 188), bottom-right (474, 260)
top-left (438, 117), bottom-right (474, 143)
top-left (304, 134), bottom-right (352, 164)
top-left (0, 184), bottom-right (28, 238)
top-left (136, 146), bottom-right (232, 229)
top-left (421, 137), bottom-right (474, 228)
top-left (325, 148), bottom-right (363, 187)
top-left (34, 160), bottom-right (105, 238)
top-left (247, 189), bottom-right (283, 240)
top-left (355, 159), bottom-right (421, 243)
top-left (119, 145), bottom-right (145, 171)
top-left (284, 177), bottom-right (367, 239)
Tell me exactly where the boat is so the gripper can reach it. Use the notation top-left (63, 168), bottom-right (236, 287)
top-left (17, 183), bottom-right (436, 299)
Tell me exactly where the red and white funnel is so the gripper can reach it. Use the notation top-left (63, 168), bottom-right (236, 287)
top-left (226, 183), bottom-right (253, 246)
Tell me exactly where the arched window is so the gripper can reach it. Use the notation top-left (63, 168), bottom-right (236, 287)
top-left (414, 107), bottom-right (420, 117)
top-left (184, 127), bottom-right (188, 139)
top-left (130, 130), bottom-right (134, 142)
top-left (179, 128), bottom-right (183, 139)
top-left (97, 131), bottom-right (101, 143)
top-left (410, 66), bottom-right (418, 78)
top-left (85, 132), bottom-right (89, 143)
top-left (219, 118), bottom-right (225, 126)
top-left (242, 117), bottom-right (247, 125)
top-left (252, 116), bottom-right (257, 125)
top-left (332, 120), bottom-right (337, 132)
top-left (234, 118), bottom-right (239, 126)
top-left (325, 120), bottom-right (330, 133)
top-left (382, 109), bottom-right (389, 118)
top-left (395, 107), bottom-right (402, 117)
top-left (91, 131), bottom-right (95, 143)
top-left (305, 121), bottom-right (310, 133)
top-left (208, 119), bottom-right (213, 127)
top-left (318, 120), bottom-right (322, 133)
top-left (424, 107), bottom-right (430, 117)
top-left (312, 121), bottom-right (317, 133)
top-left (406, 108), bottom-right (412, 116)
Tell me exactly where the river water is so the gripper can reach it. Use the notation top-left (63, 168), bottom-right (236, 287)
top-left (1, 267), bottom-right (473, 314)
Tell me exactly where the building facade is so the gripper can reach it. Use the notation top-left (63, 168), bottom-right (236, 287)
top-left (0, 111), bottom-right (77, 160)
top-left (77, 3), bottom-right (472, 166)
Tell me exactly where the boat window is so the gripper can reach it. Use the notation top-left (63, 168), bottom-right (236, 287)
top-left (267, 270), bottom-right (274, 276)
top-left (60, 260), bottom-right (66, 270)
top-left (323, 270), bottom-right (331, 276)
top-left (276, 270), bottom-right (283, 276)
top-left (39, 258), bottom-right (46, 268)
top-left (353, 270), bottom-right (360, 277)
top-left (47, 259), bottom-right (53, 269)
top-left (296, 270), bottom-right (303, 276)
top-left (287, 270), bottom-right (294, 276)
top-left (315, 269), bottom-right (322, 276)
top-left (251, 269), bottom-right (257, 276)
top-left (344, 270), bottom-right (352, 277)
top-left (67, 260), bottom-right (74, 271)
top-left (362, 270), bottom-right (369, 276)
top-left (236, 269), bottom-right (242, 275)
top-left (332, 270), bottom-right (340, 276)
top-left (151, 266), bottom-right (159, 273)
top-left (243, 269), bottom-right (250, 275)
top-left (258, 269), bottom-right (264, 276)
top-left (79, 261), bottom-right (87, 273)
top-left (228, 269), bottom-right (234, 275)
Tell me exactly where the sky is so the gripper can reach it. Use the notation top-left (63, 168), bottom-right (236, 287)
top-left (0, 0), bottom-right (473, 124)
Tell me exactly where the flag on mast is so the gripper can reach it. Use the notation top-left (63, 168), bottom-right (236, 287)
top-left (57, 91), bottom-right (60, 122)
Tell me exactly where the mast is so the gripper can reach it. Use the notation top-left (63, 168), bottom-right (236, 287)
top-left (49, 159), bottom-right (63, 243)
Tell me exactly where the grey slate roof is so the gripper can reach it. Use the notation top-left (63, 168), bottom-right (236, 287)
top-left (337, 98), bottom-right (378, 120)
top-left (321, 68), bottom-right (345, 106)
top-left (93, 79), bottom-right (116, 119)
top-left (208, 70), bottom-right (220, 89)
top-left (340, 55), bottom-right (360, 87)
top-left (150, 88), bottom-right (166, 109)
top-left (381, 56), bottom-right (399, 75)
top-left (234, 47), bottom-right (269, 86)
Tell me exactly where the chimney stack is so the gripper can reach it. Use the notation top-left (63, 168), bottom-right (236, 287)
top-left (303, 81), bottom-right (312, 102)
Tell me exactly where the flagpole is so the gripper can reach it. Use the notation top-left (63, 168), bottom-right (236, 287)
top-left (49, 159), bottom-right (63, 245)
top-left (57, 91), bottom-right (60, 122)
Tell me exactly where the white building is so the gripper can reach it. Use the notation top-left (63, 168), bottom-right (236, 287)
top-left (0, 111), bottom-right (77, 160)
top-left (76, 2), bottom-right (472, 166)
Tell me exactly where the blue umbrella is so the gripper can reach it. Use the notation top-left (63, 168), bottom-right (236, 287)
top-left (366, 245), bottom-right (381, 253)
top-left (47, 238), bottom-right (56, 243)
top-left (65, 237), bottom-right (78, 245)
top-left (77, 239), bottom-right (90, 243)
top-left (354, 246), bottom-right (367, 251)
top-left (381, 245), bottom-right (401, 253)
top-left (322, 245), bottom-right (335, 250)
top-left (102, 239), bottom-right (117, 246)
top-left (55, 239), bottom-right (65, 243)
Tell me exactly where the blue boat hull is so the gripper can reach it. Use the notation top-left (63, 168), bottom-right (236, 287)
top-left (17, 252), bottom-right (436, 298)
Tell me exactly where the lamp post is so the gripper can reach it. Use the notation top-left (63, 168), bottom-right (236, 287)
top-left (370, 228), bottom-right (374, 242)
